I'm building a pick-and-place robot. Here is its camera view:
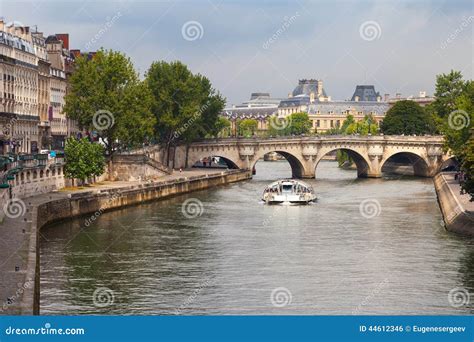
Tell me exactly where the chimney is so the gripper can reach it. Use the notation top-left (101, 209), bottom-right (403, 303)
top-left (419, 91), bottom-right (426, 98)
top-left (354, 95), bottom-right (359, 102)
top-left (56, 33), bottom-right (69, 50)
top-left (310, 92), bottom-right (315, 103)
top-left (384, 93), bottom-right (390, 102)
top-left (376, 95), bottom-right (382, 102)
top-left (396, 93), bottom-right (402, 99)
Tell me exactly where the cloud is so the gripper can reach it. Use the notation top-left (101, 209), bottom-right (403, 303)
top-left (2, 0), bottom-right (471, 105)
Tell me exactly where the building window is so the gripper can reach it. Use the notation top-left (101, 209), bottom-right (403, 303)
top-left (316, 120), bottom-right (320, 128)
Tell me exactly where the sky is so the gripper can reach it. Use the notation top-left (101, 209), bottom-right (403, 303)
top-left (1, 0), bottom-right (472, 106)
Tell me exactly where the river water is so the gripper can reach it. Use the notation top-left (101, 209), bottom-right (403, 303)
top-left (40, 160), bottom-right (474, 315)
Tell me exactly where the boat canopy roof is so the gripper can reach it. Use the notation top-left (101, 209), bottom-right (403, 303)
top-left (264, 179), bottom-right (313, 190)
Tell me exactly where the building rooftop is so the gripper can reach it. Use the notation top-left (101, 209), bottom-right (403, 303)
top-left (350, 85), bottom-right (381, 102)
top-left (222, 106), bottom-right (277, 119)
top-left (279, 95), bottom-right (311, 108)
top-left (292, 79), bottom-right (327, 97)
top-left (308, 101), bottom-right (389, 115)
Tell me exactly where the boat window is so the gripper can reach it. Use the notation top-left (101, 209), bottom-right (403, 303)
top-left (282, 184), bottom-right (293, 192)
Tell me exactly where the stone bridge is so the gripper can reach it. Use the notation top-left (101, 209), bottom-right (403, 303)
top-left (151, 135), bottom-right (453, 179)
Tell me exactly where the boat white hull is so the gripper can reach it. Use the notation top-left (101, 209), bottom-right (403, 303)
top-left (262, 193), bottom-right (316, 205)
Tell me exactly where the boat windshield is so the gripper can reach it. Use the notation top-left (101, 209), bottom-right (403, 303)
top-left (282, 184), bottom-right (293, 192)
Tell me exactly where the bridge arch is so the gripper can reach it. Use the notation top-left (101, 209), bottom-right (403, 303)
top-left (189, 154), bottom-right (240, 169)
top-left (314, 147), bottom-right (372, 179)
top-left (252, 150), bottom-right (308, 178)
top-left (380, 151), bottom-right (430, 177)
top-left (438, 156), bottom-right (459, 172)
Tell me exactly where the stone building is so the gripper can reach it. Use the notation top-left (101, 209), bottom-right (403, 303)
top-left (0, 20), bottom-right (39, 154)
top-left (45, 34), bottom-right (69, 150)
top-left (0, 19), bottom-right (79, 155)
top-left (222, 93), bottom-right (282, 135)
top-left (32, 30), bottom-right (51, 149)
top-left (221, 82), bottom-right (390, 134)
top-left (387, 91), bottom-right (435, 107)
top-left (307, 101), bottom-right (388, 132)
top-left (277, 79), bottom-right (330, 116)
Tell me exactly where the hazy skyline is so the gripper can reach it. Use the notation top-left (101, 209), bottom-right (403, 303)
top-left (1, 0), bottom-right (472, 105)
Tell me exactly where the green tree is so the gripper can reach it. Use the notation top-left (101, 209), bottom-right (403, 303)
top-left (381, 100), bottom-right (435, 135)
top-left (238, 119), bottom-right (258, 137)
top-left (214, 117), bottom-right (231, 138)
top-left (430, 71), bottom-right (473, 200)
top-left (433, 70), bottom-right (467, 118)
top-left (441, 80), bottom-right (474, 158)
top-left (64, 49), bottom-right (156, 155)
top-left (64, 138), bottom-right (105, 186)
top-left (460, 130), bottom-right (474, 200)
top-left (145, 61), bottom-right (225, 165)
top-left (344, 115), bottom-right (378, 135)
top-left (340, 114), bottom-right (355, 133)
top-left (287, 112), bottom-right (312, 135)
top-left (267, 112), bottom-right (312, 136)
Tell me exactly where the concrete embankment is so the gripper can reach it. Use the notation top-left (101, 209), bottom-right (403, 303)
top-left (1, 169), bottom-right (251, 315)
top-left (434, 172), bottom-right (474, 237)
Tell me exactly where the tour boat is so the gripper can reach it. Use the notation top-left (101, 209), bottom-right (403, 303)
top-left (262, 179), bottom-right (316, 205)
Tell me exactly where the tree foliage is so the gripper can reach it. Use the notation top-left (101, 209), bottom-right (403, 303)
top-left (433, 70), bottom-right (466, 118)
top-left (267, 112), bottom-right (312, 136)
top-left (432, 71), bottom-right (473, 200)
top-left (64, 49), bottom-right (156, 154)
top-left (381, 100), bottom-right (435, 135)
top-left (64, 138), bottom-right (105, 185)
top-left (345, 114), bottom-right (378, 135)
top-left (145, 61), bottom-right (225, 164)
top-left (237, 119), bottom-right (258, 137)
top-left (214, 117), bottom-right (231, 138)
